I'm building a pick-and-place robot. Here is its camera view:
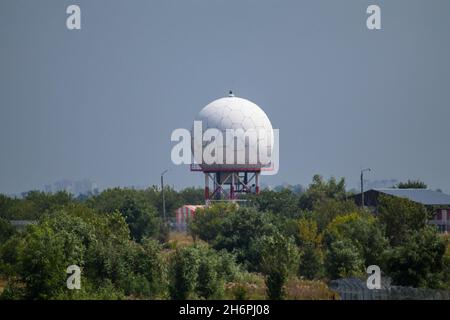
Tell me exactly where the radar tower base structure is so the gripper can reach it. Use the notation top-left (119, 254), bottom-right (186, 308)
top-left (191, 164), bottom-right (260, 203)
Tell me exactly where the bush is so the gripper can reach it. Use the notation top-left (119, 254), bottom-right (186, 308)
top-left (299, 245), bottom-right (324, 280)
top-left (284, 278), bottom-right (339, 300)
top-left (224, 272), bottom-right (266, 300)
top-left (212, 207), bottom-right (278, 270)
top-left (254, 232), bottom-right (299, 300)
top-left (296, 218), bottom-right (324, 279)
top-left (0, 191), bottom-right (73, 220)
top-left (168, 244), bottom-right (239, 300)
top-left (169, 246), bottom-right (201, 300)
top-left (298, 175), bottom-right (348, 211)
top-left (188, 202), bottom-right (237, 242)
top-left (378, 195), bottom-right (430, 246)
top-left (0, 205), bottom-right (168, 299)
top-left (196, 254), bottom-right (224, 299)
top-left (248, 189), bottom-right (301, 218)
top-left (323, 212), bottom-right (388, 268)
top-left (0, 218), bottom-right (15, 243)
top-left (87, 188), bottom-right (164, 242)
top-left (325, 239), bottom-right (364, 279)
top-left (383, 226), bottom-right (446, 288)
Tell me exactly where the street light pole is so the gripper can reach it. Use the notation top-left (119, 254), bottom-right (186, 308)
top-left (360, 168), bottom-right (371, 207)
top-left (161, 169), bottom-right (168, 221)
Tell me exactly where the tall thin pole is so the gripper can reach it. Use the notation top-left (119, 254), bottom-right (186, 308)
top-left (161, 169), bottom-right (168, 221)
top-left (360, 168), bottom-right (371, 207)
top-left (204, 173), bottom-right (209, 201)
top-left (361, 171), bottom-right (364, 207)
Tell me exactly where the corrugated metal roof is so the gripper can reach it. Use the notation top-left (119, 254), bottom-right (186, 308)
top-left (373, 188), bottom-right (450, 206)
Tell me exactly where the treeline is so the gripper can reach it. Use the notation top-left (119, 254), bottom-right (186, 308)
top-left (191, 175), bottom-right (450, 296)
top-left (0, 175), bottom-right (449, 300)
top-left (0, 186), bottom-right (204, 221)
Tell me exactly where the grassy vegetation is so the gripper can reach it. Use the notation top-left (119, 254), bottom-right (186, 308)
top-left (167, 232), bottom-right (195, 248)
top-left (224, 274), bottom-right (338, 300)
top-left (284, 278), bottom-right (338, 300)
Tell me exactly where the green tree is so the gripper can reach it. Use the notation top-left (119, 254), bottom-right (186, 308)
top-left (378, 195), bottom-right (430, 246)
top-left (255, 232), bottom-right (299, 300)
top-left (212, 207), bottom-right (278, 269)
top-left (179, 187), bottom-right (204, 205)
top-left (311, 198), bottom-right (359, 231)
top-left (188, 202), bottom-right (237, 242)
top-left (323, 213), bottom-right (388, 268)
top-left (296, 218), bottom-right (324, 279)
top-left (442, 241), bottom-right (450, 289)
top-left (0, 194), bottom-right (14, 219)
top-left (383, 226), bottom-right (446, 288)
top-left (168, 245), bottom-right (233, 300)
top-left (1, 204), bottom-right (168, 299)
top-left (18, 222), bottom-right (84, 299)
top-left (196, 253), bottom-right (223, 299)
top-left (120, 197), bottom-right (161, 242)
top-left (248, 189), bottom-right (300, 218)
top-left (298, 175), bottom-right (348, 211)
top-left (325, 239), bottom-right (365, 279)
top-left (1, 191), bottom-right (73, 220)
top-left (0, 218), bottom-right (15, 243)
top-left (396, 180), bottom-right (427, 189)
top-left (87, 188), bottom-right (162, 242)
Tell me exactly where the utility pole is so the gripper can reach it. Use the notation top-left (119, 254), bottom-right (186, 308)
top-left (161, 169), bottom-right (168, 221)
top-left (360, 168), bottom-right (371, 207)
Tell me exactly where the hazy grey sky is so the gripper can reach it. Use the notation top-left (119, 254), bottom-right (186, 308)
top-left (1, 0), bottom-right (450, 194)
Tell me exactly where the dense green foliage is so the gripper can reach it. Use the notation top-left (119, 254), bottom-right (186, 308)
top-left (0, 175), bottom-right (449, 300)
top-left (296, 218), bottom-right (324, 279)
top-left (188, 176), bottom-right (449, 291)
top-left (169, 245), bottom-right (238, 300)
top-left (378, 195), bottom-right (430, 246)
top-left (254, 232), bottom-right (299, 299)
top-left (0, 218), bottom-right (15, 243)
top-left (1, 205), bottom-right (167, 299)
top-left (396, 180), bottom-right (428, 189)
top-left (383, 227), bottom-right (446, 288)
top-left (0, 191), bottom-right (73, 220)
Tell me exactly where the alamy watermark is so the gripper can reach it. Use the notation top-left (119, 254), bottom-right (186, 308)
top-left (66, 265), bottom-right (81, 290)
top-left (65, 4), bottom-right (381, 31)
top-left (66, 5), bottom-right (81, 30)
top-left (366, 265), bottom-right (381, 289)
top-left (170, 121), bottom-right (279, 175)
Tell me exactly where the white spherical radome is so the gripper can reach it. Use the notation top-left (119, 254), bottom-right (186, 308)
top-left (192, 94), bottom-right (273, 169)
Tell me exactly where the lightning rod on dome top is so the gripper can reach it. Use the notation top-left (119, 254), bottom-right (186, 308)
top-left (228, 90), bottom-right (234, 97)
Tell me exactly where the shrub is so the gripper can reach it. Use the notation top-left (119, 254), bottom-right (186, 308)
top-left (323, 212), bottom-right (388, 268)
top-left (0, 218), bottom-right (15, 243)
top-left (168, 244), bottom-right (239, 300)
top-left (378, 195), bottom-right (430, 246)
top-left (284, 278), bottom-right (339, 300)
top-left (325, 239), bottom-right (364, 279)
top-left (383, 226), bottom-right (446, 288)
top-left (254, 232), bottom-right (299, 299)
top-left (296, 218), bottom-right (324, 279)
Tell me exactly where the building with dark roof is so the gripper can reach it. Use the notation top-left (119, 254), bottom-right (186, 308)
top-left (353, 188), bottom-right (450, 233)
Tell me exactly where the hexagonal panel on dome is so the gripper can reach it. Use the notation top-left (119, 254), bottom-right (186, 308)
top-left (220, 116), bottom-right (233, 129)
top-left (242, 117), bottom-right (255, 130)
top-left (227, 109), bottom-right (244, 123)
